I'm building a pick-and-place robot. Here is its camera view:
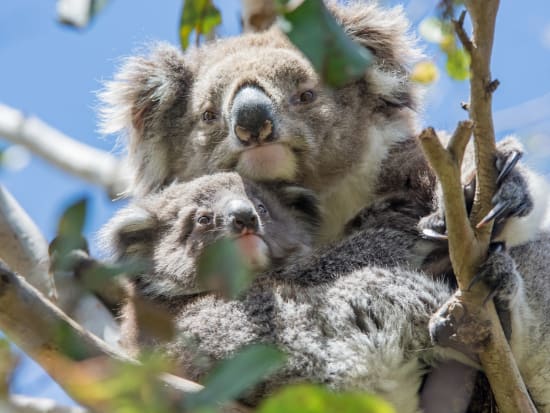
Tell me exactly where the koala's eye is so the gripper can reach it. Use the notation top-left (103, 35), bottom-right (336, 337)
top-left (294, 90), bottom-right (316, 105)
top-left (256, 203), bottom-right (268, 215)
top-left (197, 215), bottom-right (212, 225)
top-left (201, 110), bottom-right (218, 123)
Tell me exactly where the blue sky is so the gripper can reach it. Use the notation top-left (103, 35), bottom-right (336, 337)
top-left (1, 0), bottom-right (549, 406)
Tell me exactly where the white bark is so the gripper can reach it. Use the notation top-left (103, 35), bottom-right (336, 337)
top-left (0, 104), bottom-right (129, 198)
top-left (0, 185), bottom-right (119, 345)
top-left (0, 186), bottom-right (52, 297)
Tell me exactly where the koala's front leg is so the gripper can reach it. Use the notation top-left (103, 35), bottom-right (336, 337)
top-left (429, 243), bottom-right (524, 356)
top-left (419, 137), bottom-right (547, 248)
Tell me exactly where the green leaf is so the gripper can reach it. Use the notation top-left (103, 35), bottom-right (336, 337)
top-left (49, 198), bottom-right (89, 272)
top-left (411, 61), bottom-right (439, 84)
top-left (277, 0), bottom-right (373, 87)
top-left (259, 384), bottom-right (396, 413)
top-left (90, 0), bottom-right (110, 18)
top-left (58, 198), bottom-right (87, 238)
top-left (446, 48), bottom-right (470, 81)
top-left (185, 344), bottom-right (285, 410)
top-left (179, 0), bottom-right (222, 50)
top-left (196, 238), bottom-right (253, 299)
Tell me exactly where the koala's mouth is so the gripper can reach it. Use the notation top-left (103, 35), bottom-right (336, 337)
top-left (236, 143), bottom-right (297, 181)
top-left (234, 233), bottom-right (270, 271)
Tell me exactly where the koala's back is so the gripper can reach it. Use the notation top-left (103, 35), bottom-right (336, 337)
top-left (165, 266), bottom-right (452, 412)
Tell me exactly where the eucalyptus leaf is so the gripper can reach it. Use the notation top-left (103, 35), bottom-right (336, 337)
top-left (50, 198), bottom-right (89, 271)
top-left (259, 384), bottom-right (396, 413)
top-left (277, 0), bottom-right (373, 87)
top-left (411, 61), bottom-right (439, 84)
top-left (179, 0), bottom-right (221, 50)
top-left (185, 344), bottom-right (285, 410)
top-left (196, 238), bottom-right (253, 298)
top-left (446, 48), bottom-right (471, 81)
top-left (58, 198), bottom-right (87, 237)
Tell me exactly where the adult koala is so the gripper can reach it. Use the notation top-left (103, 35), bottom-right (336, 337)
top-left (99, 2), bottom-right (427, 243)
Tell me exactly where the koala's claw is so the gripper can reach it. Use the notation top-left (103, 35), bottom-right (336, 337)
top-left (476, 201), bottom-right (508, 228)
top-left (421, 228), bottom-right (449, 242)
top-left (496, 150), bottom-right (522, 186)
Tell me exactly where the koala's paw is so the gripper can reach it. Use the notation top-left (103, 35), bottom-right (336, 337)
top-left (429, 243), bottom-right (521, 354)
top-left (419, 147), bottom-right (533, 243)
top-left (476, 149), bottom-right (534, 231)
top-left (468, 242), bottom-right (521, 312)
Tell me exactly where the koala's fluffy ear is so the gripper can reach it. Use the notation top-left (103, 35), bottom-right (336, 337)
top-left (99, 43), bottom-right (194, 136)
top-left (330, 2), bottom-right (422, 109)
top-left (99, 205), bottom-right (157, 260)
top-left (99, 43), bottom-right (195, 196)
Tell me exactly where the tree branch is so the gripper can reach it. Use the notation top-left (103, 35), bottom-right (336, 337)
top-left (0, 262), bottom-right (250, 413)
top-left (0, 185), bottom-right (120, 345)
top-left (0, 104), bottom-right (129, 198)
top-left (0, 185), bottom-right (53, 297)
top-left (420, 2), bottom-right (536, 411)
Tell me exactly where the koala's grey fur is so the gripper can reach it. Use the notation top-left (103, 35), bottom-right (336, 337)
top-left (102, 172), bottom-right (550, 412)
top-left (101, 173), bottom-right (469, 412)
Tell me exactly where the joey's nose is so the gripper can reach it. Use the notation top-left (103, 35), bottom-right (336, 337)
top-left (231, 86), bottom-right (275, 145)
top-left (226, 199), bottom-right (259, 233)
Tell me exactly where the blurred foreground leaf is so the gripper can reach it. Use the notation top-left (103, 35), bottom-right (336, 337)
top-left (185, 344), bottom-right (285, 410)
top-left (418, 13), bottom-right (471, 81)
top-left (70, 354), bottom-right (176, 413)
top-left (259, 384), bottom-right (395, 413)
top-left (49, 198), bottom-right (89, 273)
top-left (197, 238), bottom-right (253, 298)
top-left (277, 0), bottom-right (373, 87)
top-left (179, 0), bottom-right (222, 49)
top-left (446, 48), bottom-right (471, 81)
top-left (411, 61), bottom-right (439, 84)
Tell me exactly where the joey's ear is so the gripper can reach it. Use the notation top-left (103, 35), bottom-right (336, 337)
top-left (99, 205), bottom-right (157, 260)
top-left (277, 186), bottom-right (321, 231)
top-left (99, 43), bottom-right (195, 137)
top-left (329, 2), bottom-right (422, 109)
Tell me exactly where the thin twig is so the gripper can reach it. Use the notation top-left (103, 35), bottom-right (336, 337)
top-left (452, 10), bottom-right (473, 54)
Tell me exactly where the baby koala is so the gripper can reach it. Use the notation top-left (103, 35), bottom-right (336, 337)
top-left (102, 172), bottom-right (483, 412)
top-left (102, 173), bottom-right (320, 301)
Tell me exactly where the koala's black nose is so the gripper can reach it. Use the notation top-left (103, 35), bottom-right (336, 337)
top-left (231, 86), bottom-right (275, 145)
top-left (226, 199), bottom-right (259, 233)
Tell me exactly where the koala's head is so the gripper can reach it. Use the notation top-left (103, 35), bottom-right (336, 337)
top-left (100, 172), bottom-right (319, 299)
top-left (100, 2), bottom-right (421, 197)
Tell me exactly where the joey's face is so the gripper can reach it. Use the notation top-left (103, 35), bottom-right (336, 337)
top-left (106, 173), bottom-right (319, 298)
